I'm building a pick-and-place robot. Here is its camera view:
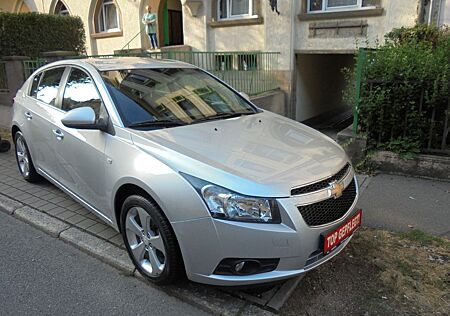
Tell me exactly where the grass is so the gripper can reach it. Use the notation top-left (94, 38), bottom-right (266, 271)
top-left (283, 227), bottom-right (450, 315)
top-left (401, 229), bottom-right (450, 247)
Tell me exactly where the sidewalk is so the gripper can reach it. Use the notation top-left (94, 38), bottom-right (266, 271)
top-left (357, 174), bottom-right (450, 238)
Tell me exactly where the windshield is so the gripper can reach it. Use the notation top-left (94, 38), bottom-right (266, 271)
top-left (100, 68), bottom-right (257, 129)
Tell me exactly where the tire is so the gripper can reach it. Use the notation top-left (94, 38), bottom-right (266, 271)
top-left (120, 195), bottom-right (184, 285)
top-left (14, 131), bottom-right (41, 182)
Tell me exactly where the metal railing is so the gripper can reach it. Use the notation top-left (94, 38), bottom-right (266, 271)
top-left (81, 51), bottom-right (280, 96)
top-left (354, 49), bottom-right (450, 155)
top-left (0, 62), bottom-right (8, 93)
top-left (21, 51), bottom-right (280, 96)
top-left (23, 59), bottom-right (47, 78)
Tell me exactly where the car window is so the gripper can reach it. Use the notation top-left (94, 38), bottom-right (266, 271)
top-left (29, 72), bottom-right (42, 98)
top-left (62, 68), bottom-right (105, 120)
top-left (36, 67), bottom-right (66, 107)
top-left (101, 68), bottom-right (256, 128)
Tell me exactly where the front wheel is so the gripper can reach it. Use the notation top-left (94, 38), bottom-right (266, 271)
top-left (14, 131), bottom-right (41, 182)
top-left (120, 195), bottom-right (184, 284)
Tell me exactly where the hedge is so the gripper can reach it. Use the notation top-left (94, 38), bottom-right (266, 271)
top-left (344, 25), bottom-right (450, 156)
top-left (0, 12), bottom-right (86, 57)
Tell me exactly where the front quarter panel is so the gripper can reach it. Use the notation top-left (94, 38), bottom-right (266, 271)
top-left (106, 127), bottom-right (211, 229)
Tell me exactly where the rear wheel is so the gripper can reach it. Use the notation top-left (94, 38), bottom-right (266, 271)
top-left (14, 132), bottom-right (40, 182)
top-left (121, 195), bottom-right (183, 284)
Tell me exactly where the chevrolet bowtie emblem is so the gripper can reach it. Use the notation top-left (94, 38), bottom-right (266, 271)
top-left (329, 181), bottom-right (344, 199)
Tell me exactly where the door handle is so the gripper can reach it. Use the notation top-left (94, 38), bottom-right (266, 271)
top-left (52, 129), bottom-right (64, 141)
top-left (24, 112), bottom-right (32, 120)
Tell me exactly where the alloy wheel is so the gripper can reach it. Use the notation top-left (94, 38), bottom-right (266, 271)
top-left (16, 135), bottom-right (30, 177)
top-left (125, 207), bottom-right (166, 277)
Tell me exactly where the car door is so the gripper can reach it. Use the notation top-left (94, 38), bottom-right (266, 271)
top-left (53, 66), bottom-right (110, 214)
top-left (25, 67), bottom-right (67, 178)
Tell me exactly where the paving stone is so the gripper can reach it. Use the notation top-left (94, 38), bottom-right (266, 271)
top-left (60, 227), bottom-right (134, 274)
top-left (76, 218), bottom-right (97, 230)
top-left (14, 206), bottom-right (70, 238)
top-left (55, 210), bottom-right (76, 221)
top-left (0, 194), bottom-right (23, 214)
top-left (86, 222), bottom-right (109, 234)
top-left (97, 227), bottom-right (118, 240)
top-left (29, 199), bottom-right (50, 208)
top-left (45, 207), bottom-right (66, 217)
top-left (39, 203), bottom-right (59, 212)
top-left (66, 214), bottom-right (86, 225)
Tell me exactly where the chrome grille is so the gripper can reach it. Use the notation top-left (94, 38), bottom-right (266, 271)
top-left (291, 163), bottom-right (350, 196)
top-left (297, 179), bottom-right (357, 226)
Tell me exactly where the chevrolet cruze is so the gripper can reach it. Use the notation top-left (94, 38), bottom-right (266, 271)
top-left (12, 57), bottom-right (361, 286)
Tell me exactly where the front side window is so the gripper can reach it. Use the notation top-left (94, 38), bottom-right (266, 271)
top-left (101, 68), bottom-right (256, 129)
top-left (97, 0), bottom-right (120, 33)
top-left (29, 72), bottom-right (42, 98)
top-left (218, 0), bottom-right (253, 19)
top-left (309, 0), bottom-right (368, 12)
top-left (62, 68), bottom-right (105, 119)
top-left (35, 67), bottom-right (66, 107)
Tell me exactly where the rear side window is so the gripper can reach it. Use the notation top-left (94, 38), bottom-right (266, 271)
top-left (29, 73), bottom-right (42, 98)
top-left (36, 67), bottom-right (66, 107)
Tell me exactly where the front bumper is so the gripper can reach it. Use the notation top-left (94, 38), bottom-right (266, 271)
top-left (172, 172), bottom-right (359, 286)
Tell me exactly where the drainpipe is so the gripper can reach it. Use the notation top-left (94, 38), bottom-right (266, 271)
top-left (428, 0), bottom-right (434, 24)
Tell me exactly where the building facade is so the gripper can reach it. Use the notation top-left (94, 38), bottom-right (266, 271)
top-left (0, 0), bottom-right (448, 125)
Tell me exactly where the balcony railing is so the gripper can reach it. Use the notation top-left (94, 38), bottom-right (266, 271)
top-left (22, 51), bottom-right (280, 96)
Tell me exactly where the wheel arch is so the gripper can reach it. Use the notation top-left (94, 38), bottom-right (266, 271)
top-left (11, 125), bottom-right (21, 139)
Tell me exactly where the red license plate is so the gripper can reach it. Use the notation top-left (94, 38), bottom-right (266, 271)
top-left (323, 210), bottom-right (362, 253)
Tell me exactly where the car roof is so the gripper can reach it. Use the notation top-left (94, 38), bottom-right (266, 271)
top-left (45, 57), bottom-right (196, 71)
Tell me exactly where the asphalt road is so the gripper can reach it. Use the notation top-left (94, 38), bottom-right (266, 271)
top-left (357, 174), bottom-right (450, 237)
top-left (0, 211), bottom-right (207, 316)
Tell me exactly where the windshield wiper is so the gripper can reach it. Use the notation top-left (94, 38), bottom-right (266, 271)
top-left (127, 119), bottom-right (186, 128)
top-left (192, 111), bottom-right (255, 124)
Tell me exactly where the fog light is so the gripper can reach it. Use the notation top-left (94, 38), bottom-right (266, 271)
top-left (214, 258), bottom-right (280, 275)
top-left (234, 261), bottom-right (245, 272)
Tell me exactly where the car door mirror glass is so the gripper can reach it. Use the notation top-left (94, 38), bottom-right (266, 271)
top-left (61, 107), bottom-right (97, 129)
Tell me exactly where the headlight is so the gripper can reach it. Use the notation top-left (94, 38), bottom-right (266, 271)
top-left (181, 173), bottom-right (281, 223)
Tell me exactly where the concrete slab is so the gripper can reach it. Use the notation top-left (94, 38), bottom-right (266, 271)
top-left (60, 227), bottom-right (135, 275)
top-left (0, 194), bottom-right (23, 215)
top-left (14, 206), bottom-right (70, 238)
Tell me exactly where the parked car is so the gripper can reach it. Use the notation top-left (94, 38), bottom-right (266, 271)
top-left (11, 57), bottom-right (361, 286)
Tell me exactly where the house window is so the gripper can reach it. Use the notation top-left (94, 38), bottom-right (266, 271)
top-left (218, 0), bottom-right (253, 20)
top-left (308, 0), bottom-right (371, 12)
top-left (55, 1), bottom-right (70, 16)
top-left (97, 0), bottom-right (120, 33)
top-left (215, 54), bottom-right (233, 71)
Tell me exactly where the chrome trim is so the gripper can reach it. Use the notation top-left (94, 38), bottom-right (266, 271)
top-left (290, 163), bottom-right (351, 196)
top-left (290, 167), bottom-right (355, 206)
top-left (37, 167), bottom-right (113, 225)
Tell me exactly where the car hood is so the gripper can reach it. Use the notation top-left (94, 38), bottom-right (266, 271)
top-left (129, 111), bottom-right (349, 197)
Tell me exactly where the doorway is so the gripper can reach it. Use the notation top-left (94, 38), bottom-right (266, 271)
top-left (168, 9), bottom-right (183, 45)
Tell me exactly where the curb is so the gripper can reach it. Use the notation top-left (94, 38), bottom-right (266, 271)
top-left (0, 194), bottom-right (23, 215)
top-left (14, 206), bottom-right (70, 238)
top-left (0, 193), bottom-right (276, 315)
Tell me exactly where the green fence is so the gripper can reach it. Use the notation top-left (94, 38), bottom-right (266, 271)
top-left (0, 62), bottom-right (8, 93)
top-left (22, 51), bottom-right (280, 96)
top-left (23, 58), bottom-right (47, 78)
top-left (83, 51), bottom-right (280, 96)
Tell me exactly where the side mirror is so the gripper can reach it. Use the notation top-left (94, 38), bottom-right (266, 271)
top-left (239, 92), bottom-right (250, 101)
top-left (62, 107), bottom-right (105, 130)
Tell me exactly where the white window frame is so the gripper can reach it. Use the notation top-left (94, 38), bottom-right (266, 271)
top-left (307, 0), bottom-right (374, 13)
top-left (217, 0), bottom-right (257, 21)
top-left (97, 0), bottom-right (120, 33)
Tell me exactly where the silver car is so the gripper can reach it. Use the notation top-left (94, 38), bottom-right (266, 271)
top-left (11, 57), bottom-right (361, 286)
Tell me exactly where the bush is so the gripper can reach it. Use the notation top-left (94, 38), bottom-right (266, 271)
top-left (344, 25), bottom-right (450, 156)
top-left (0, 12), bottom-right (86, 57)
